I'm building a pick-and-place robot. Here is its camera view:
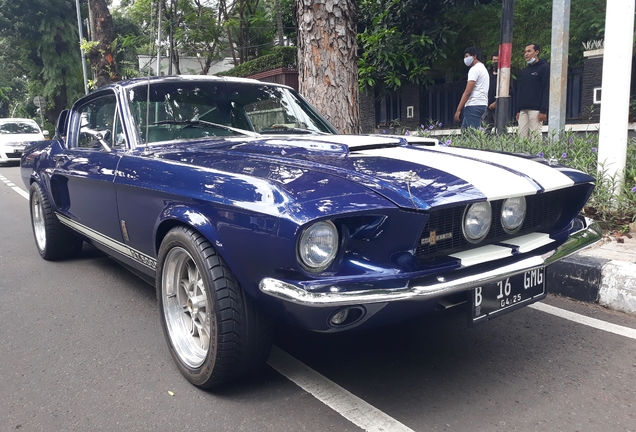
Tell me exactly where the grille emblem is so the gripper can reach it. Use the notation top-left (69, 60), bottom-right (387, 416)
top-left (421, 231), bottom-right (452, 246)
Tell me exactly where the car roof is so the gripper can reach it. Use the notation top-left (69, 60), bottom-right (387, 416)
top-left (99, 74), bottom-right (292, 92)
top-left (0, 118), bottom-right (39, 124)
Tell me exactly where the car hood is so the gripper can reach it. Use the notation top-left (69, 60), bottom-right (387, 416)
top-left (154, 134), bottom-right (593, 210)
top-left (0, 133), bottom-right (44, 146)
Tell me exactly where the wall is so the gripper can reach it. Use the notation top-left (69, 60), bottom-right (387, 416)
top-left (581, 49), bottom-right (603, 123)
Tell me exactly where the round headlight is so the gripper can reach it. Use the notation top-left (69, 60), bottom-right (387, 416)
top-left (463, 202), bottom-right (492, 243)
top-left (501, 196), bottom-right (526, 233)
top-left (298, 221), bottom-right (339, 271)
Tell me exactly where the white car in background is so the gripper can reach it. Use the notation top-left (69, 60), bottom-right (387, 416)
top-left (0, 118), bottom-right (48, 165)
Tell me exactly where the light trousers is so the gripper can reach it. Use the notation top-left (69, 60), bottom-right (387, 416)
top-left (517, 110), bottom-right (543, 138)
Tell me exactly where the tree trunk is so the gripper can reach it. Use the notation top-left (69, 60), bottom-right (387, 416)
top-left (276, 0), bottom-right (284, 46)
top-left (219, 0), bottom-right (238, 66)
top-left (296, 0), bottom-right (359, 134)
top-left (88, 0), bottom-right (117, 87)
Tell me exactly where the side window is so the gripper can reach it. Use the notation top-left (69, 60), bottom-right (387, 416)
top-left (112, 111), bottom-right (127, 148)
top-left (75, 94), bottom-right (119, 150)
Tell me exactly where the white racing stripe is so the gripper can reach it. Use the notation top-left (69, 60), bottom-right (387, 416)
top-left (427, 145), bottom-right (574, 192)
top-left (357, 146), bottom-right (539, 200)
top-left (530, 302), bottom-right (636, 340)
top-left (267, 346), bottom-right (415, 432)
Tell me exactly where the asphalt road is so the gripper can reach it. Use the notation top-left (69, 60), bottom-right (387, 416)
top-left (1, 164), bottom-right (635, 432)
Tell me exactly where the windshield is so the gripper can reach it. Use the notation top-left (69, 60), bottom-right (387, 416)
top-left (127, 80), bottom-right (337, 145)
top-left (0, 122), bottom-right (41, 134)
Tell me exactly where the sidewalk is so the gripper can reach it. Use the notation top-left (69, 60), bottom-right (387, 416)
top-left (548, 231), bottom-right (636, 315)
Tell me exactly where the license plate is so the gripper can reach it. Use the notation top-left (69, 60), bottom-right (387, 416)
top-left (470, 267), bottom-right (546, 324)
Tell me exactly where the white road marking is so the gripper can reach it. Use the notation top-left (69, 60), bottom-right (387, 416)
top-left (267, 346), bottom-right (415, 432)
top-left (529, 302), bottom-right (636, 340)
top-left (0, 174), bottom-right (28, 199)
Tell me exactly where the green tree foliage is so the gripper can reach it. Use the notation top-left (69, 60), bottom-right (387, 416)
top-left (86, 0), bottom-right (118, 87)
top-left (0, 0), bottom-right (85, 122)
top-left (0, 40), bottom-right (27, 118)
top-left (357, 0), bottom-right (452, 93)
top-left (118, 0), bottom-right (276, 74)
top-left (111, 8), bottom-right (145, 79)
top-left (227, 0), bottom-right (277, 63)
top-left (279, 0), bottom-right (296, 44)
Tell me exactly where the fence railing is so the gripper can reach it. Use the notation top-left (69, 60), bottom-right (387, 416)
top-left (418, 68), bottom-right (583, 127)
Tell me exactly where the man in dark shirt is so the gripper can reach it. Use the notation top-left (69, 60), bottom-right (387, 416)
top-left (515, 43), bottom-right (550, 138)
top-left (482, 51), bottom-right (500, 133)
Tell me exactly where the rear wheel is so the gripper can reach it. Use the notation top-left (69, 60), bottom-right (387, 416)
top-left (157, 226), bottom-right (272, 388)
top-left (29, 183), bottom-right (83, 260)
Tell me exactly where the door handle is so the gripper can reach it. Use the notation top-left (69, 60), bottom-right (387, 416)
top-left (53, 154), bottom-right (70, 163)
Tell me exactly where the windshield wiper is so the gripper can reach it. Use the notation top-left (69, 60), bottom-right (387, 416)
top-left (151, 120), bottom-right (260, 137)
top-left (261, 126), bottom-right (326, 135)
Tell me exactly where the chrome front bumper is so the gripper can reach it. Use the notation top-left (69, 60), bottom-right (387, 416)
top-left (259, 216), bottom-right (602, 307)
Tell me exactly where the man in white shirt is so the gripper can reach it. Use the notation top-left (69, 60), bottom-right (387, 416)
top-left (454, 46), bottom-right (489, 130)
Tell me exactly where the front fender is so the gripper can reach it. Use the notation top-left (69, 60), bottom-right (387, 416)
top-left (156, 204), bottom-right (223, 256)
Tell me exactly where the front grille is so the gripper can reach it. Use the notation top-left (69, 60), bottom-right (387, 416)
top-left (415, 188), bottom-right (568, 260)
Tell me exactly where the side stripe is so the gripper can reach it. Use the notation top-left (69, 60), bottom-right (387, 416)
top-left (56, 213), bottom-right (157, 270)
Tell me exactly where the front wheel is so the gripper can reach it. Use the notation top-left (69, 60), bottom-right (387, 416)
top-left (29, 182), bottom-right (83, 260)
top-left (157, 226), bottom-right (272, 388)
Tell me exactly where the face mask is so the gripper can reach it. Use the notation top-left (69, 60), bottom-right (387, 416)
top-left (492, 62), bottom-right (498, 72)
top-left (464, 56), bottom-right (474, 67)
top-left (527, 57), bottom-right (536, 65)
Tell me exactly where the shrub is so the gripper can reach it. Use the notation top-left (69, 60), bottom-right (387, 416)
top-left (217, 46), bottom-right (297, 78)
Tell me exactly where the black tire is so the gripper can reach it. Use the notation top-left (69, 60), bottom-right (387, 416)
top-left (156, 226), bottom-right (273, 388)
top-left (29, 182), bottom-right (83, 260)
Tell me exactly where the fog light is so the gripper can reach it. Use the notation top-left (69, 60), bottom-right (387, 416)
top-left (330, 309), bottom-right (349, 325)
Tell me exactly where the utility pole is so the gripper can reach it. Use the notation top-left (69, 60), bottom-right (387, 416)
top-left (156, 0), bottom-right (162, 76)
top-left (597, 0), bottom-right (635, 196)
top-left (75, 0), bottom-right (89, 94)
top-left (168, 0), bottom-right (173, 75)
top-left (495, 0), bottom-right (514, 135)
top-left (548, 0), bottom-right (571, 140)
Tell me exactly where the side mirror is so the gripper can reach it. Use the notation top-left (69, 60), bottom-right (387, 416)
top-left (55, 110), bottom-right (70, 139)
top-left (43, 130), bottom-right (50, 137)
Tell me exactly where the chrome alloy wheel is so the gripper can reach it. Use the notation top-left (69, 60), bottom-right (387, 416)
top-left (31, 191), bottom-right (47, 252)
top-left (162, 246), bottom-right (211, 369)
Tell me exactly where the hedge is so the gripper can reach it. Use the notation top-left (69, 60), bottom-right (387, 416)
top-left (217, 46), bottom-right (297, 78)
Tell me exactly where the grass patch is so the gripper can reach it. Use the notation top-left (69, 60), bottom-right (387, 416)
top-left (410, 126), bottom-right (636, 233)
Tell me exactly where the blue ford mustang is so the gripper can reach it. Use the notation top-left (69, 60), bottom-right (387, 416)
top-left (21, 75), bottom-right (600, 388)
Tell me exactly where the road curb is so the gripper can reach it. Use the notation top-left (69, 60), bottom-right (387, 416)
top-left (598, 261), bottom-right (636, 314)
top-left (549, 254), bottom-right (636, 315)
